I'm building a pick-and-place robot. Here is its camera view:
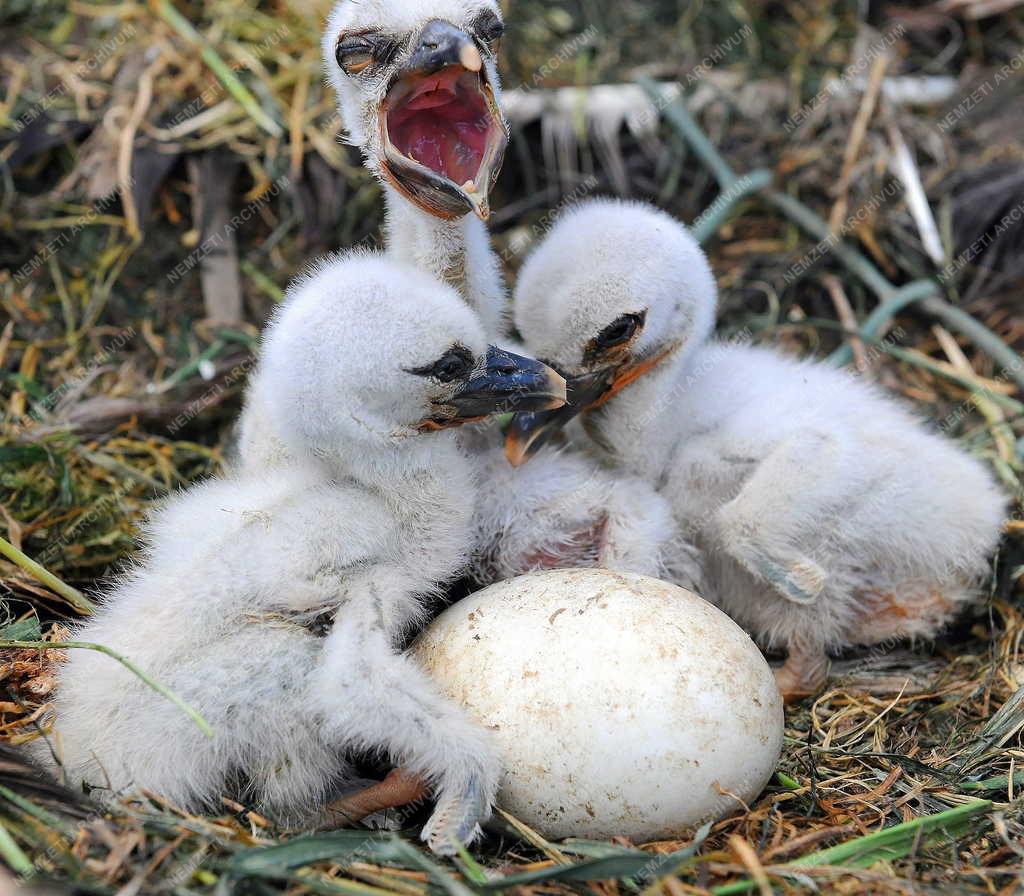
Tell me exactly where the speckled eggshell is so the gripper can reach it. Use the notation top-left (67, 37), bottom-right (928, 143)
top-left (411, 568), bottom-right (783, 841)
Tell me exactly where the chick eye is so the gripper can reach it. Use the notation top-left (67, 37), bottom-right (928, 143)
top-left (472, 11), bottom-right (505, 45)
top-left (335, 33), bottom-right (395, 74)
top-left (433, 352), bottom-right (472, 382)
top-left (595, 311), bottom-right (645, 350)
top-left (407, 347), bottom-right (475, 383)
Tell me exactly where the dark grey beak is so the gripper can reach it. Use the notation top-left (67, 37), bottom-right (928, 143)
top-left (405, 19), bottom-right (482, 75)
top-left (505, 340), bottom-right (681, 465)
top-left (450, 347), bottom-right (567, 419)
top-left (504, 368), bottom-right (612, 466)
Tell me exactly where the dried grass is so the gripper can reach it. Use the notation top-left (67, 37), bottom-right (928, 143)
top-left (1, 1), bottom-right (1023, 893)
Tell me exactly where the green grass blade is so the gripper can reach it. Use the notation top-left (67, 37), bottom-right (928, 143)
top-left (960, 684), bottom-right (1024, 768)
top-left (0, 783), bottom-right (72, 834)
top-left (153, 0), bottom-right (282, 137)
top-left (479, 829), bottom-right (708, 890)
top-left (452, 839), bottom-right (489, 885)
top-left (288, 868), bottom-right (409, 896)
top-left (0, 815), bottom-right (34, 876)
top-left (775, 771), bottom-right (800, 790)
top-left (788, 800), bottom-right (992, 869)
top-left (960, 771), bottom-right (1024, 793)
top-left (0, 536), bottom-right (95, 614)
top-left (0, 615), bottom-right (42, 642)
top-left (228, 831), bottom-right (411, 876)
top-left (712, 801), bottom-right (993, 895)
top-left (387, 839), bottom-right (479, 896)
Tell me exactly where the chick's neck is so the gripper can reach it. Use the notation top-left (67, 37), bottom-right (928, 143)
top-left (383, 186), bottom-right (504, 336)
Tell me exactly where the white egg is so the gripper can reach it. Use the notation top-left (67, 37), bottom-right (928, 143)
top-left (412, 569), bottom-right (783, 841)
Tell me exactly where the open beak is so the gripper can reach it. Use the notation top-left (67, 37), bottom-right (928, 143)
top-left (419, 347), bottom-right (566, 432)
top-left (504, 344), bottom-right (679, 466)
top-left (380, 19), bottom-right (508, 221)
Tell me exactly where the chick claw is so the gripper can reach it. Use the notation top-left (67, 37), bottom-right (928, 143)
top-left (421, 775), bottom-right (488, 855)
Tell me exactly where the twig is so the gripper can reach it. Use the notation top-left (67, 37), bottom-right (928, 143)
top-left (934, 326), bottom-right (1018, 465)
top-left (877, 345), bottom-right (1024, 416)
top-left (0, 535), bottom-right (95, 615)
top-left (920, 296), bottom-right (1024, 394)
top-left (728, 836), bottom-right (772, 896)
top-left (822, 276), bottom-right (868, 372)
top-left (0, 639), bottom-right (213, 737)
top-left (828, 280), bottom-right (940, 365)
top-left (494, 808), bottom-right (570, 865)
top-left (829, 52), bottom-right (889, 234)
top-left (768, 193), bottom-right (1023, 390)
top-left (118, 56), bottom-right (161, 241)
top-left (764, 190), bottom-right (894, 298)
top-left (886, 121), bottom-right (944, 265)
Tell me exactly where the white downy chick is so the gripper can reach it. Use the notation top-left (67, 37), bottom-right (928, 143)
top-left (237, 0), bottom-right (509, 467)
top-left (507, 198), bottom-right (1008, 700)
top-left (34, 253), bottom-right (566, 853)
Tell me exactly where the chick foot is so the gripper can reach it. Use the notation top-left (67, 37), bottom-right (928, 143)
top-left (321, 768), bottom-right (429, 828)
top-left (421, 773), bottom-right (490, 855)
top-left (773, 647), bottom-right (830, 703)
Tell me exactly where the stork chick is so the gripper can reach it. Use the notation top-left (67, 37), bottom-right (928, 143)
top-left (237, 0), bottom-right (511, 468)
top-left (506, 199), bottom-right (1008, 701)
top-left (34, 253), bottom-right (566, 853)
top-left (323, 0), bottom-right (509, 335)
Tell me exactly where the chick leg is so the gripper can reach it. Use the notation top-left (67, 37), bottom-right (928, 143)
top-left (321, 768), bottom-right (429, 827)
top-left (315, 575), bottom-right (499, 855)
top-left (712, 432), bottom-right (845, 605)
top-left (774, 642), bottom-right (830, 703)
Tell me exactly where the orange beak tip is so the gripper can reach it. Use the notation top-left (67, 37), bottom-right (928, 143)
top-left (459, 43), bottom-right (483, 72)
top-left (548, 371), bottom-right (568, 407)
top-left (504, 442), bottom-right (525, 467)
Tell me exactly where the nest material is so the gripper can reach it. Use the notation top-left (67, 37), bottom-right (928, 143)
top-left (1, 1), bottom-right (1023, 893)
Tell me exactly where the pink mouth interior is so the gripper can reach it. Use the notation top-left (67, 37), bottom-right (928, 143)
top-left (386, 67), bottom-right (492, 186)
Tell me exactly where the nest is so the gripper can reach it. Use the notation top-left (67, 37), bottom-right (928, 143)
top-left (1, 1), bottom-right (1023, 893)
